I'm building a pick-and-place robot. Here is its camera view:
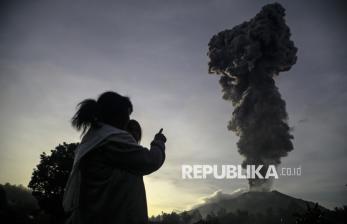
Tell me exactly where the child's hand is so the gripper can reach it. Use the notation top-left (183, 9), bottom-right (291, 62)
top-left (154, 128), bottom-right (167, 143)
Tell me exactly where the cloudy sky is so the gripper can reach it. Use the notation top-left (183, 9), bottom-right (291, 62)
top-left (1, 0), bottom-right (346, 215)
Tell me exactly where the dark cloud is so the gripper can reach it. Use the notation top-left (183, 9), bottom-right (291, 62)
top-left (207, 3), bottom-right (297, 190)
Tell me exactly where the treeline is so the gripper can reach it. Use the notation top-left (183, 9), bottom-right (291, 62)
top-left (0, 142), bottom-right (77, 224)
top-left (0, 183), bottom-right (38, 224)
top-left (150, 204), bottom-right (347, 224)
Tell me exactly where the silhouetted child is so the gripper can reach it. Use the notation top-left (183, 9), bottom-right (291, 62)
top-left (126, 119), bottom-right (142, 143)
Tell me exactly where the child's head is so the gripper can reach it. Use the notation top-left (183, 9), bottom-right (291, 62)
top-left (126, 119), bottom-right (142, 143)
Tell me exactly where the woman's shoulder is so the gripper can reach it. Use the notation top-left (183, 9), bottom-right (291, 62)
top-left (97, 131), bottom-right (144, 154)
top-left (107, 131), bottom-right (137, 145)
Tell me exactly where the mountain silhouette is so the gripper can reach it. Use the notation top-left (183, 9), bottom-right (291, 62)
top-left (192, 190), bottom-right (328, 218)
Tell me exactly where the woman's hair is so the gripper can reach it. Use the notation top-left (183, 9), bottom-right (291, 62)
top-left (126, 119), bottom-right (142, 143)
top-left (71, 91), bottom-right (133, 135)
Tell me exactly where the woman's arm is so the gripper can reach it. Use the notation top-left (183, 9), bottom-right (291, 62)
top-left (100, 133), bottom-right (166, 175)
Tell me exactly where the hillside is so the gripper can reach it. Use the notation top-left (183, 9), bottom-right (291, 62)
top-left (193, 190), bottom-right (328, 218)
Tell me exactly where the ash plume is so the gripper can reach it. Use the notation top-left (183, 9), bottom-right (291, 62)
top-left (207, 3), bottom-right (297, 191)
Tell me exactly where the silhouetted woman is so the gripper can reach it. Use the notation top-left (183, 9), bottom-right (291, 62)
top-left (63, 91), bottom-right (166, 224)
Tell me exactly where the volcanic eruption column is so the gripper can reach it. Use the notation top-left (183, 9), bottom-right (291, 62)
top-left (207, 3), bottom-right (297, 191)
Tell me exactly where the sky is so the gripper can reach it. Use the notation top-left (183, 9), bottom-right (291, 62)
top-left (1, 0), bottom-right (347, 216)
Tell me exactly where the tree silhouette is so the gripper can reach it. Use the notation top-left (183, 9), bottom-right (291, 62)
top-left (161, 212), bottom-right (181, 224)
top-left (1, 183), bottom-right (38, 212)
top-left (331, 206), bottom-right (347, 224)
top-left (0, 183), bottom-right (39, 224)
top-left (0, 185), bottom-right (7, 210)
top-left (28, 142), bottom-right (77, 222)
top-left (180, 211), bottom-right (192, 224)
top-left (294, 203), bottom-right (327, 224)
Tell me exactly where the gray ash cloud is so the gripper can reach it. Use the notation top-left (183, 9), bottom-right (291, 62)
top-left (207, 3), bottom-right (297, 191)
